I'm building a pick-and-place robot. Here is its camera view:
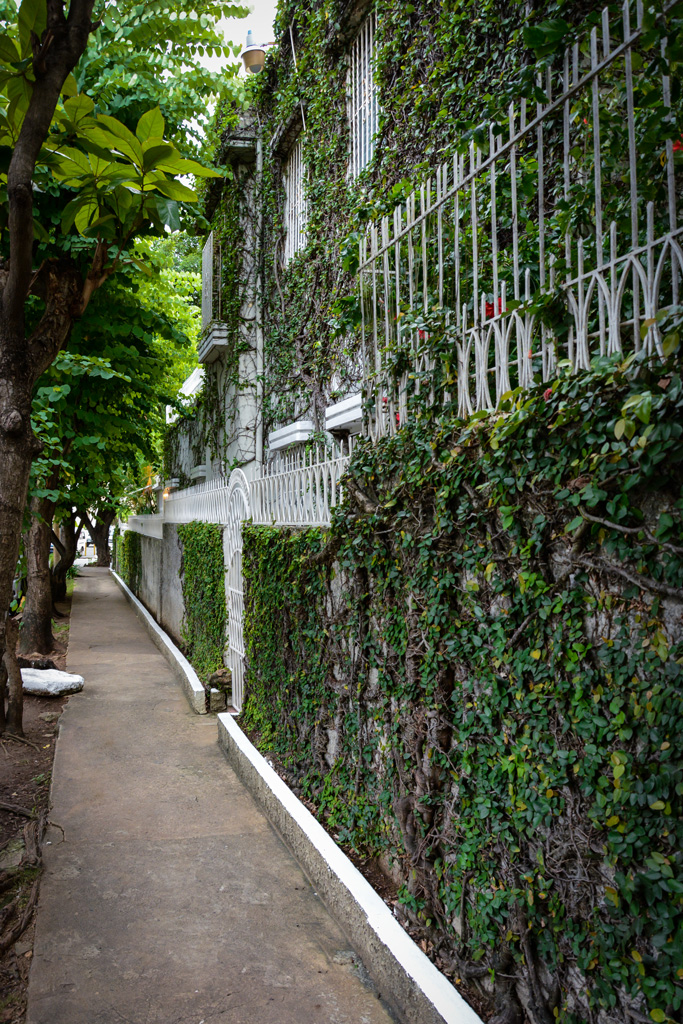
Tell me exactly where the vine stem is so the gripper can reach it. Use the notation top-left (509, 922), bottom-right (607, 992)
top-left (579, 506), bottom-right (683, 556)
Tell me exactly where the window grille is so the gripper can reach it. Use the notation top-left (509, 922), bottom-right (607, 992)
top-left (348, 15), bottom-right (378, 179)
top-left (201, 231), bottom-right (222, 328)
top-left (283, 136), bottom-right (307, 262)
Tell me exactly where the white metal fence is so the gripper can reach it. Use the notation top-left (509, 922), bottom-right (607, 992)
top-left (359, 0), bottom-right (682, 438)
top-left (163, 476), bottom-right (233, 525)
top-left (251, 441), bottom-right (351, 527)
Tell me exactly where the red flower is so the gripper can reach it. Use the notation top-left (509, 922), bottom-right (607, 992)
top-left (674, 138), bottom-right (683, 152)
top-left (485, 298), bottom-right (505, 319)
top-left (543, 388), bottom-right (552, 402)
top-left (418, 329), bottom-right (427, 340)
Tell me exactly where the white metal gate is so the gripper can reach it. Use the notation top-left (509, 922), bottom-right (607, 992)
top-left (224, 469), bottom-right (251, 711)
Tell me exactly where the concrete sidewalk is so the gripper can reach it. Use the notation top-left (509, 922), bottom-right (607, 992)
top-left (27, 568), bottom-right (392, 1024)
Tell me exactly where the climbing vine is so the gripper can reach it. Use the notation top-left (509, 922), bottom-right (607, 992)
top-left (164, 150), bottom-right (259, 480)
top-left (242, 355), bottom-right (683, 1024)
top-left (116, 530), bottom-right (141, 594)
top-left (176, 521), bottom-right (226, 681)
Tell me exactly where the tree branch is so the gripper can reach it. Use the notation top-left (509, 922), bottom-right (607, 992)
top-left (80, 509), bottom-right (95, 537)
top-left (26, 260), bottom-right (82, 380)
top-left (579, 506), bottom-right (683, 557)
top-left (50, 530), bottom-right (65, 559)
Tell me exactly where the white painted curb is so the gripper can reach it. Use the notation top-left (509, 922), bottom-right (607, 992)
top-left (110, 570), bottom-right (207, 714)
top-left (218, 712), bottom-right (484, 1024)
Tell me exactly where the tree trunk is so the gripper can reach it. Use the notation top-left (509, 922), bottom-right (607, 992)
top-left (92, 521), bottom-right (111, 566)
top-left (0, 0), bottom-right (99, 677)
top-left (19, 496), bottom-right (55, 656)
top-left (0, 341), bottom-right (37, 691)
top-left (51, 512), bottom-right (82, 602)
top-left (83, 509), bottom-right (115, 567)
top-left (0, 660), bottom-right (6, 734)
top-left (4, 616), bottom-right (23, 737)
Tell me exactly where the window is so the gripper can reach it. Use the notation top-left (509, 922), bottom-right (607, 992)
top-left (283, 135), bottom-right (307, 262)
top-left (348, 15), bottom-right (378, 179)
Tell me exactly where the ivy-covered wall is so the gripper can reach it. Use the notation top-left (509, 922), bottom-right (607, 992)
top-left (207, 0), bottom-right (678, 442)
top-left (167, 0), bottom-right (681, 470)
top-left (241, 361), bottom-right (683, 1024)
top-left (176, 521), bottom-right (227, 680)
top-left (115, 529), bottom-right (141, 594)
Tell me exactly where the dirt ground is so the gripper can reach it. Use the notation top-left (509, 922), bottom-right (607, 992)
top-left (0, 594), bottom-right (72, 1023)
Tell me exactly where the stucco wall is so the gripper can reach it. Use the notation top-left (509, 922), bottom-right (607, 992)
top-left (159, 524), bottom-right (185, 647)
top-left (139, 535), bottom-right (162, 619)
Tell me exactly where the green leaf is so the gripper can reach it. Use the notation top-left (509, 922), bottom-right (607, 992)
top-left (60, 73), bottom-right (78, 97)
top-left (153, 178), bottom-right (197, 203)
top-left (662, 331), bottom-right (680, 356)
top-left (96, 114), bottom-right (144, 165)
top-left (130, 256), bottom-right (153, 277)
top-left (650, 1011), bottom-right (666, 1023)
top-left (152, 196), bottom-right (181, 231)
top-left (136, 106), bottom-right (165, 142)
top-left (74, 198), bottom-right (99, 235)
top-left (155, 152), bottom-right (222, 178)
top-left (61, 93), bottom-right (95, 128)
top-left (0, 34), bottom-right (20, 63)
top-left (18, 0), bottom-right (46, 58)
top-left (142, 144), bottom-right (175, 172)
top-left (33, 216), bottom-right (50, 242)
top-left (522, 19), bottom-right (571, 56)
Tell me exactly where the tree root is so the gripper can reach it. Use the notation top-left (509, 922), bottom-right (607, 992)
top-left (0, 800), bottom-right (34, 818)
top-left (0, 876), bottom-right (40, 955)
top-left (2, 733), bottom-right (41, 752)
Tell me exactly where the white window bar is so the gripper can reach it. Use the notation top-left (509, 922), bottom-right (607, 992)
top-left (201, 231), bottom-right (222, 330)
top-left (283, 136), bottom-right (308, 263)
top-left (348, 15), bottom-right (378, 179)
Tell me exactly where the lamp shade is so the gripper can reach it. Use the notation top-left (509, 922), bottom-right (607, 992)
top-left (241, 32), bottom-right (265, 74)
top-left (241, 44), bottom-right (266, 73)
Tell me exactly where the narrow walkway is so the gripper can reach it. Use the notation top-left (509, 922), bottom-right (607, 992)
top-left (27, 568), bottom-right (392, 1024)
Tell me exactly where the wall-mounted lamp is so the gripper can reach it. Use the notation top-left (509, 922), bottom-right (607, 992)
top-left (241, 29), bottom-right (266, 74)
